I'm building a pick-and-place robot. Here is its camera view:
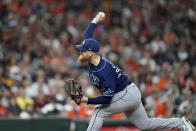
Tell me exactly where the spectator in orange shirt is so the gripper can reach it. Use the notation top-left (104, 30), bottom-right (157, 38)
top-left (0, 105), bottom-right (8, 118)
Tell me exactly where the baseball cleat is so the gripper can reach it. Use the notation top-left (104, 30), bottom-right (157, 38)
top-left (182, 117), bottom-right (196, 131)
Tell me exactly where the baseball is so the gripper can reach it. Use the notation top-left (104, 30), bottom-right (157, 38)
top-left (98, 12), bottom-right (105, 18)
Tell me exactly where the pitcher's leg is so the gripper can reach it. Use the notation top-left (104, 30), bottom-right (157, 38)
top-left (87, 87), bottom-right (132, 131)
top-left (87, 106), bottom-right (111, 131)
top-left (87, 84), bottom-right (141, 131)
top-left (125, 103), bottom-right (183, 130)
top-left (86, 98), bottom-right (129, 131)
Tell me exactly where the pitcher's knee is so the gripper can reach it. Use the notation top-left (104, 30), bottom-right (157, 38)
top-left (97, 111), bottom-right (109, 119)
top-left (93, 108), bottom-right (109, 119)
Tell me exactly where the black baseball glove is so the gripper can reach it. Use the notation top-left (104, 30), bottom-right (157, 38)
top-left (64, 79), bottom-right (83, 105)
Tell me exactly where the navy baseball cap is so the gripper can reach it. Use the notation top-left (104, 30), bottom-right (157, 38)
top-left (75, 38), bottom-right (100, 52)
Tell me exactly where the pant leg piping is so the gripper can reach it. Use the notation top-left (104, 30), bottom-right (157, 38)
top-left (89, 108), bottom-right (102, 131)
top-left (110, 88), bottom-right (128, 104)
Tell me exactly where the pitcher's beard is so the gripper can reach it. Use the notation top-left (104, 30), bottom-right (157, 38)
top-left (77, 55), bottom-right (90, 64)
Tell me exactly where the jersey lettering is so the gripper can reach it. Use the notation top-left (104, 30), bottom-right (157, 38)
top-left (89, 74), bottom-right (100, 86)
top-left (112, 65), bottom-right (124, 78)
top-left (102, 88), bottom-right (114, 96)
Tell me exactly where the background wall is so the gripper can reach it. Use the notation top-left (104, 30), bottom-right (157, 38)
top-left (0, 118), bottom-right (196, 131)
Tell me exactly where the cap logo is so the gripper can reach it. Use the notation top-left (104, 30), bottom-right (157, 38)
top-left (82, 40), bottom-right (85, 45)
top-left (89, 48), bottom-right (91, 50)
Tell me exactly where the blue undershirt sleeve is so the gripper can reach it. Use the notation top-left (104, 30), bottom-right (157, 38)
top-left (83, 23), bottom-right (96, 40)
top-left (88, 96), bottom-right (112, 104)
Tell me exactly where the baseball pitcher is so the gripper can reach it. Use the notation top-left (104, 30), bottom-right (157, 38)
top-left (67, 12), bottom-right (195, 131)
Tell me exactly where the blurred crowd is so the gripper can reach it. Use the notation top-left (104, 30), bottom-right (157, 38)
top-left (0, 0), bottom-right (196, 119)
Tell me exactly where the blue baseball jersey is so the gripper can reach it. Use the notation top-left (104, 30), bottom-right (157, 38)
top-left (89, 54), bottom-right (131, 96)
top-left (87, 54), bottom-right (131, 104)
top-left (81, 23), bottom-right (131, 104)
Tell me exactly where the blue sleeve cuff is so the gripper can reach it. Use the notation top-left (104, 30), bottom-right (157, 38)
top-left (87, 96), bottom-right (112, 104)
